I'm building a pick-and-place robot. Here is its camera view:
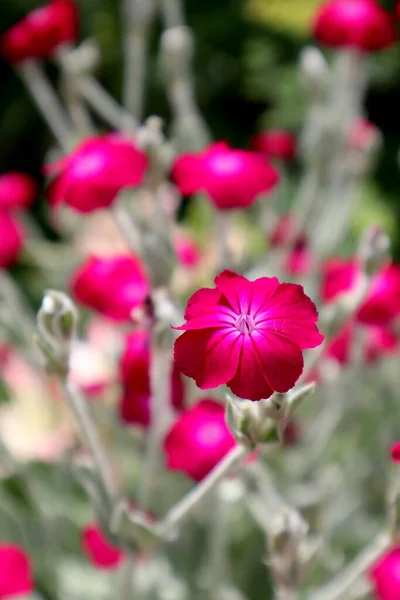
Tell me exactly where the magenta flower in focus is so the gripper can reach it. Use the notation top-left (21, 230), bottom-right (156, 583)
top-left (70, 255), bottom-right (149, 321)
top-left (0, 545), bottom-right (33, 598)
top-left (0, 212), bottom-right (24, 269)
top-left (172, 142), bottom-right (279, 210)
top-left (312, 0), bottom-right (397, 53)
top-left (370, 546), bottom-right (400, 600)
top-left (0, 173), bottom-right (37, 212)
top-left (119, 330), bottom-right (185, 426)
top-left (1, 0), bottom-right (79, 64)
top-left (45, 135), bottom-right (148, 213)
top-left (164, 398), bottom-right (236, 481)
top-left (251, 130), bottom-right (297, 163)
top-left (321, 258), bottom-right (400, 326)
top-left (82, 523), bottom-right (124, 570)
top-left (173, 270), bottom-right (323, 401)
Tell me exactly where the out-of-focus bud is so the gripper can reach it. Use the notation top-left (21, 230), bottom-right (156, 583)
top-left (160, 26), bottom-right (194, 84)
top-left (56, 38), bottom-right (100, 77)
top-left (35, 290), bottom-right (78, 378)
top-left (136, 116), bottom-right (175, 184)
top-left (358, 225), bottom-right (391, 277)
top-left (299, 46), bottom-right (329, 102)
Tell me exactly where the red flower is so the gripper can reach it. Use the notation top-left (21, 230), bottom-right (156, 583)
top-left (251, 130), bottom-right (297, 162)
top-left (172, 142), bottom-right (279, 210)
top-left (46, 135), bottom-right (148, 213)
top-left (119, 330), bottom-right (185, 426)
top-left (1, 0), bottom-right (79, 64)
top-left (70, 255), bottom-right (149, 321)
top-left (321, 258), bottom-right (400, 326)
top-left (164, 398), bottom-right (236, 481)
top-left (326, 321), bottom-right (398, 365)
top-left (173, 233), bottom-right (201, 268)
top-left (82, 524), bottom-right (124, 570)
top-left (0, 212), bottom-right (24, 269)
top-left (0, 173), bottom-right (37, 212)
top-left (0, 545), bottom-right (33, 598)
top-left (173, 270), bottom-right (323, 401)
top-left (391, 442), bottom-right (400, 463)
top-left (370, 546), bottom-right (400, 600)
top-left (312, 0), bottom-right (397, 52)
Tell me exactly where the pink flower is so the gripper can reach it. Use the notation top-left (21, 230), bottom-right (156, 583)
top-left (321, 258), bottom-right (400, 326)
top-left (119, 330), bottom-right (185, 426)
top-left (173, 233), bottom-right (201, 268)
top-left (312, 0), bottom-right (397, 53)
top-left (0, 173), bottom-right (37, 212)
top-left (172, 142), bottom-right (279, 210)
top-left (46, 135), bottom-right (148, 213)
top-left (348, 118), bottom-right (381, 152)
top-left (1, 0), bottom-right (79, 64)
top-left (82, 524), bottom-right (124, 570)
top-left (0, 212), bottom-right (24, 269)
top-left (285, 237), bottom-right (313, 278)
top-left (0, 545), bottom-right (33, 598)
top-left (391, 442), bottom-right (400, 463)
top-left (370, 546), bottom-right (400, 600)
top-left (251, 130), bottom-right (297, 163)
top-left (173, 270), bottom-right (323, 401)
top-left (70, 255), bottom-right (149, 321)
top-left (326, 321), bottom-right (398, 365)
top-left (164, 398), bottom-right (236, 481)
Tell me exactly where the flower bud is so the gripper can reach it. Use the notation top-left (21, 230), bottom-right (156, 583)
top-left (36, 290), bottom-right (78, 377)
top-left (56, 39), bottom-right (100, 77)
top-left (160, 26), bottom-right (194, 83)
top-left (225, 394), bottom-right (279, 449)
top-left (299, 46), bottom-right (329, 101)
top-left (358, 225), bottom-right (391, 277)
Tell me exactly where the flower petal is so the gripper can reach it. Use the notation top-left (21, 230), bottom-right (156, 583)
top-left (214, 270), bottom-right (253, 313)
top-left (184, 287), bottom-right (220, 319)
top-left (228, 330), bottom-right (303, 400)
top-left (256, 282), bottom-right (323, 349)
top-left (174, 327), bottom-right (242, 390)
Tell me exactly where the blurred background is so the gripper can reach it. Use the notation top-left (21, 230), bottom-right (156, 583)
top-left (2, 0), bottom-right (400, 256)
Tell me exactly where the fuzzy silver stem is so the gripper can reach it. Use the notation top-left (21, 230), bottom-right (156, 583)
top-left (18, 60), bottom-right (74, 151)
top-left (63, 380), bottom-right (117, 502)
top-left (159, 444), bottom-right (248, 535)
top-left (79, 76), bottom-right (137, 131)
top-left (309, 532), bottom-right (391, 600)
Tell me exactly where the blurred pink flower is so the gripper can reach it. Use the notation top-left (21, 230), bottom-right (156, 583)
top-left (173, 233), bottom-right (201, 268)
top-left (269, 216), bottom-right (313, 277)
top-left (0, 173), bottom-right (37, 212)
top-left (321, 259), bottom-right (400, 326)
top-left (370, 546), bottom-right (400, 599)
top-left (1, 0), bottom-right (79, 64)
top-left (172, 142), bottom-right (279, 210)
top-left (326, 321), bottom-right (398, 365)
top-left (348, 118), bottom-right (381, 152)
top-left (312, 0), bottom-right (397, 52)
top-left (45, 135), bottom-right (148, 213)
top-left (0, 545), bottom-right (33, 598)
top-left (70, 255), bottom-right (149, 321)
top-left (390, 442), bottom-right (400, 463)
top-left (69, 340), bottom-right (117, 398)
top-left (173, 270), bottom-right (323, 401)
top-left (82, 524), bottom-right (124, 570)
top-left (251, 130), bottom-right (297, 163)
top-left (0, 212), bottom-right (24, 269)
top-left (164, 398), bottom-right (236, 481)
top-left (119, 330), bottom-right (185, 426)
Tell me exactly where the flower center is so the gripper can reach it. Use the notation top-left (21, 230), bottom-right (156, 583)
top-left (235, 314), bottom-right (256, 335)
